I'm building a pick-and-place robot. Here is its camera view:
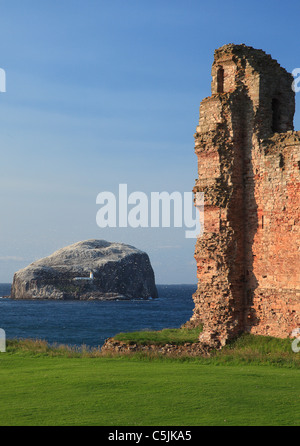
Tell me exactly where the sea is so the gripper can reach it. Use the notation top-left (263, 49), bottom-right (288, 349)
top-left (0, 283), bottom-right (196, 348)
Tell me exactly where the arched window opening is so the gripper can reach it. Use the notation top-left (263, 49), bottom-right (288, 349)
top-left (217, 67), bottom-right (224, 93)
top-left (272, 98), bottom-right (281, 133)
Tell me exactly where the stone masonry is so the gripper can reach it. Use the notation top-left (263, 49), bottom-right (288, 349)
top-left (189, 44), bottom-right (300, 348)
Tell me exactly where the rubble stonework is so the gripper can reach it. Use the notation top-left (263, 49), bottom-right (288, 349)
top-left (190, 44), bottom-right (300, 347)
top-left (100, 338), bottom-right (210, 357)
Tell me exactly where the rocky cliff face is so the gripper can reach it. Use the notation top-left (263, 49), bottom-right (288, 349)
top-left (11, 240), bottom-right (158, 300)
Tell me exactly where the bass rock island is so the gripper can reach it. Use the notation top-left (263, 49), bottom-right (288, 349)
top-left (11, 240), bottom-right (158, 300)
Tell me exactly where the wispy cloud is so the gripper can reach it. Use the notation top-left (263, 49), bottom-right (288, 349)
top-left (0, 256), bottom-right (24, 261)
top-left (154, 245), bottom-right (182, 250)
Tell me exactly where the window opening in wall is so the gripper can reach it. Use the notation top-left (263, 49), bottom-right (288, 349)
top-left (272, 98), bottom-right (281, 133)
top-left (217, 67), bottom-right (224, 93)
top-left (279, 153), bottom-right (285, 170)
top-left (261, 215), bottom-right (264, 229)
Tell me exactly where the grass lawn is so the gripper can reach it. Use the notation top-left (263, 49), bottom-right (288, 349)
top-left (113, 327), bottom-right (202, 345)
top-left (0, 336), bottom-right (299, 426)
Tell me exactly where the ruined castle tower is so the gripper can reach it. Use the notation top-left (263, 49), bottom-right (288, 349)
top-left (190, 44), bottom-right (300, 347)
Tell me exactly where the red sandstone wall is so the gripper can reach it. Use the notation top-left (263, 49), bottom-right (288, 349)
top-left (246, 133), bottom-right (300, 337)
top-left (190, 44), bottom-right (300, 347)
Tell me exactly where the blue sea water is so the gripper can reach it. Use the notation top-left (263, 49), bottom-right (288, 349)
top-left (0, 284), bottom-right (196, 348)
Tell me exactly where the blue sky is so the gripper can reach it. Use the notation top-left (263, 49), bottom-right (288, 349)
top-left (0, 0), bottom-right (299, 283)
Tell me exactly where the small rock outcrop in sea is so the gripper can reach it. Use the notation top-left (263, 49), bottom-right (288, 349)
top-left (11, 240), bottom-right (158, 300)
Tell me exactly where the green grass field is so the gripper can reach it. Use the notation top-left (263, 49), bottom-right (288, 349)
top-left (113, 327), bottom-right (202, 345)
top-left (0, 334), bottom-right (299, 426)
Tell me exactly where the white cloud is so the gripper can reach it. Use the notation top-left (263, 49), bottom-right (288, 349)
top-left (0, 256), bottom-right (24, 261)
top-left (154, 245), bottom-right (182, 250)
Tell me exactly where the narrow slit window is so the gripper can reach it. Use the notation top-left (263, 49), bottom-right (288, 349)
top-left (217, 67), bottom-right (224, 93)
top-left (279, 153), bottom-right (285, 170)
